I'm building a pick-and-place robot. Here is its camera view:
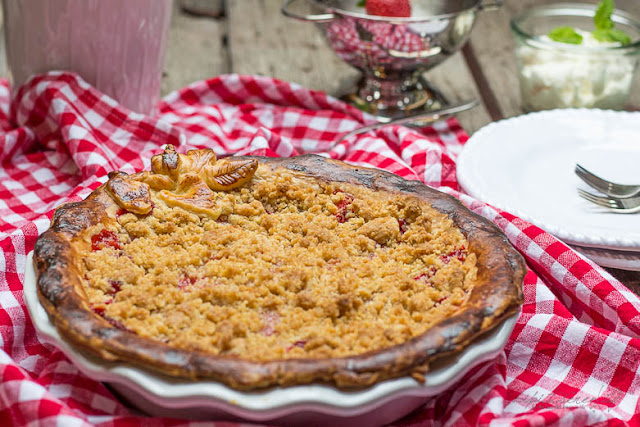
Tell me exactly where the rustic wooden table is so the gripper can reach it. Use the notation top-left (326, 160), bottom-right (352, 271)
top-left (1, 0), bottom-right (638, 289)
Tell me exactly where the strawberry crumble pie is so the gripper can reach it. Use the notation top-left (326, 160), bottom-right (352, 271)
top-left (34, 147), bottom-right (525, 390)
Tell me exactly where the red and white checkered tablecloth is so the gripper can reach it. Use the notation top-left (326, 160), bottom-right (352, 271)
top-left (1, 72), bottom-right (640, 427)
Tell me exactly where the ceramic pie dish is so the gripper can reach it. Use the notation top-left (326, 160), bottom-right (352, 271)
top-left (31, 147), bottom-right (524, 421)
top-left (25, 251), bottom-right (520, 425)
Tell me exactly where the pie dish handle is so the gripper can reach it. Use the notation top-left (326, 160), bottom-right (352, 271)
top-left (281, 0), bottom-right (336, 22)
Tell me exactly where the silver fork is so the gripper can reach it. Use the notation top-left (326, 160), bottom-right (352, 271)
top-left (577, 189), bottom-right (640, 214)
top-left (575, 164), bottom-right (640, 199)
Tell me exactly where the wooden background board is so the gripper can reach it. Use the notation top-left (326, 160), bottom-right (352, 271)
top-left (0, 0), bottom-right (638, 289)
top-left (225, 0), bottom-right (493, 132)
top-left (0, 0), bottom-right (638, 130)
top-left (1, 0), bottom-right (638, 131)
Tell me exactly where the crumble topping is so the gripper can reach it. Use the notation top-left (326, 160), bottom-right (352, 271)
top-left (80, 166), bottom-right (477, 361)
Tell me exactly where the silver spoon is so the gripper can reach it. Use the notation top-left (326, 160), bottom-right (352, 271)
top-left (332, 99), bottom-right (479, 147)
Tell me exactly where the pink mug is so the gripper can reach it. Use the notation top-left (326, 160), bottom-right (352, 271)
top-left (2, 0), bottom-right (173, 115)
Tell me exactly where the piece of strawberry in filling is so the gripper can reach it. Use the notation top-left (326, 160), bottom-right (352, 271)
top-left (440, 246), bottom-right (467, 264)
top-left (91, 229), bottom-right (121, 251)
top-left (334, 190), bottom-right (354, 224)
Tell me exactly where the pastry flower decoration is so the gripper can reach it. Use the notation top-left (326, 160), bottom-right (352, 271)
top-left (106, 145), bottom-right (258, 218)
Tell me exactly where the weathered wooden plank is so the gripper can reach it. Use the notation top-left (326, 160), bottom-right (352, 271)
top-left (227, 0), bottom-right (360, 95)
top-left (424, 52), bottom-right (492, 134)
top-left (161, 0), bottom-right (229, 95)
top-left (179, 0), bottom-right (225, 17)
top-left (466, 1), bottom-right (526, 120)
top-left (0, 6), bottom-right (7, 78)
top-left (609, 268), bottom-right (640, 295)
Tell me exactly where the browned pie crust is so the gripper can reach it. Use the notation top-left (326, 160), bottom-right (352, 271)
top-left (34, 151), bottom-right (525, 390)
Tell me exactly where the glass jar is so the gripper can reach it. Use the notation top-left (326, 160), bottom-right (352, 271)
top-left (511, 3), bottom-right (640, 112)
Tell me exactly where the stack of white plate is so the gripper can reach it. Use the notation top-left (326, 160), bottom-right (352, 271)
top-left (457, 109), bottom-right (640, 271)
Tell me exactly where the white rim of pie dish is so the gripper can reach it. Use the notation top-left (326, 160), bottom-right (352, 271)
top-left (24, 251), bottom-right (519, 420)
top-left (457, 108), bottom-right (640, 252)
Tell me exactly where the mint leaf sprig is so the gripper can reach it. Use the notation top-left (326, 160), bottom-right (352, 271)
top-left (594, 0), bottom-right (615, 31)
top-left (547, 0), bottom-right (632, 46)
top-left (593, 27), bottom-right (632, 44)
top-left (592, 0), bottom-right (631, 44)
top-left (548, 26), bottom-right (583, 44)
